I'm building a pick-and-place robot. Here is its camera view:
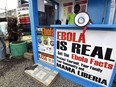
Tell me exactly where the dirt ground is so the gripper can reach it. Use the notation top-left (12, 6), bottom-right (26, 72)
top-left (0, 58), bottom-right (81, 87)
top-left (0, 58), bottom-right (116, 87)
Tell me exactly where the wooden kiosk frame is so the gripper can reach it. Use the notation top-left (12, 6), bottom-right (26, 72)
top-left (29, 0), bottom-right (116, 87)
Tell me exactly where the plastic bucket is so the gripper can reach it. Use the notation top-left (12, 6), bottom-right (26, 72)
top-left (10, 41), bottom-right (27, 58)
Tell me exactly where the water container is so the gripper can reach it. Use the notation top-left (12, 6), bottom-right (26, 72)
top-left (10, 41), bottom-right (27, 58)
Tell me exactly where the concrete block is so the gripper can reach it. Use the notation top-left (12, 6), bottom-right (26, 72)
top-left (25, 64), bottom-right (58, 87)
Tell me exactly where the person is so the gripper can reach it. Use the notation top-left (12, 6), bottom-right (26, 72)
top-left (0, 28), bottom-right (8, 61)
top-left (7, 17), bottom-right (19, 44)
top-left (7, 17), bottom-right (20, 58)
top-left (56, 19), bottom-right (61, 24)
top-left (66, 4), bottom-right (80, 24)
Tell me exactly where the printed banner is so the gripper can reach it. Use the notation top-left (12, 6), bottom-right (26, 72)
top-left (56, 29), bottom-right (116, 87)
top-left (17, 6), bottom-right (30, 24)
top-left (38, 28), bottom-right (54, 65)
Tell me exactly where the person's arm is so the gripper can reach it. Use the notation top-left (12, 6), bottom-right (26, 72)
top-left (66, 14), bottom-right (70, 24)
top-left (66, 20), bottom-right (69, 24)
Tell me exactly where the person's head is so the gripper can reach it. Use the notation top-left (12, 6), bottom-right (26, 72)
top-left (8, 17), bottom-right (17, 27)
top-left (56, 20), bottom-right (61, 24)
top-left (74, 4), bottom-right (80, 14)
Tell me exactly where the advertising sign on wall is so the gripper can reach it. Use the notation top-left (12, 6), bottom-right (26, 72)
top-left (56, 29), bottom-right (116, 87)
top-left (38, 28), bottom-right (54, 65)
top-left (17, 6), bottom-right (30, 24)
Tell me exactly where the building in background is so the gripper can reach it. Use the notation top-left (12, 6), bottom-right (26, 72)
top-left (0, 9), bottom-right (16, 18)
top-left (17, 0), bottom-right (31, 33)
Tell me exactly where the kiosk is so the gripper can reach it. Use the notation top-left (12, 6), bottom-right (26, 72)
top-left (29, 0), bottom-right (116, 87)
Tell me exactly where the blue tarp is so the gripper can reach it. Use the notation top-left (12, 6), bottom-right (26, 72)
top-left (0, 41), bottom-right (5, 60)
top-left (0, 23), bottom-right (6, 60)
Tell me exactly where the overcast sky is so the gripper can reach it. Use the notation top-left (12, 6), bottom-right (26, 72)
top-left (0, 0), bottom-right (18, 13)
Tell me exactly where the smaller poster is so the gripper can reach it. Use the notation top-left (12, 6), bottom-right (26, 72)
top-left (38, 35), bottom-right (54, 55)
top-left (75, 0), bottom-right (88, 12)
top-left (39, 52), bottom-right (54, 65)
top-left (38, 28), bottom-right (54, 65)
